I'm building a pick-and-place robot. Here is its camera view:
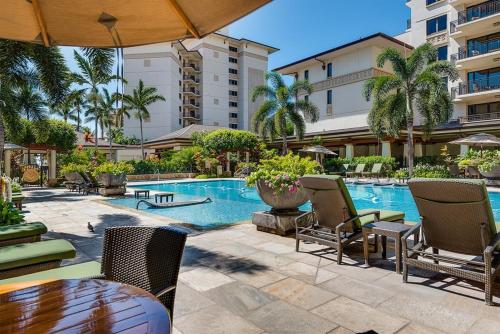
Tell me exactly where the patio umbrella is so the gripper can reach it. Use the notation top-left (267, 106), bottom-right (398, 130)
top-left (449, 133), bottom-right (500, 156)
top-left (1, 0), bottom-right (271, 47)
top-left (3, 143), bottom-right (27, 151)
top-left (300, 145), bottom-right (337, 164)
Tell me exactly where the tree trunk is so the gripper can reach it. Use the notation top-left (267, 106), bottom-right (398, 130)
top-left (282, 134), bottom-right (288, 156)
top-left (94, 116), bottom-right (98, 151)
top-left (0, 116), bottom-right (4, 173)
top-left (406, 94), bottom-right (414, 177)
top-left (76, 108), bottom-right (81, 132)
top-left (139, 118), bottom-right (145, 160)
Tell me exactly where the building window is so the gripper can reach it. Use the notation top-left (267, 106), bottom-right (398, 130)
top-left (467, 32), bottom-right (500, 57)
top-left (426, 15), bottom-right (447, 36)
top-left (442, 76), bottom-right (448, 89)
top-left (229, 57), bottom-right (238, 63)
top-left (214, 98), bottom-right (219, 105)
top-left (178, 106), bottom-right (181, 112)
top-left (229, 124), bottom-right (238, 129)
top-left (327, 63), bottom-right (333, 78)
top-left (304, 70), bottom-right (309, 80)
top-left (468, 102), bottom-right (500, 118)
top-left (229, 68), bottom-right (238, 75)
top-left (426, 0), bottom-right (441, 5)
top-left (229, 101), bottom-right (238, 107)
top-left (179, 67), bottom-right (182, 74)
top-left (178, 93), bottom-right (181, 100)
top-left (213, 51), bottom-right (219, 58)
top-left (179, 80), bottom-right (182, 86)
top-left (437, 45), bottom-right (448, 60)
top-left (304, 95), bottom-right (309, 102)
top-left (327, 90), bottom-right (332, 105)
top-left (230, 112), bottom-right (238, 118)
top-left (229, 90), bottom-right (238, 96)
top-left (214, 74), bottom-right (219, 81)
top-left (229, 79), bottom-right (238, 85)
top-left (467, 67), bottom-right (500, 93)
top-left (229, 46), bottom-right (238, 52)
top-left (179, 118), bottom-right (181, 125)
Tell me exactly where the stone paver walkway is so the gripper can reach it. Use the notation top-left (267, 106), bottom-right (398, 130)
top-left (21, 188), bottom-right (500, 334)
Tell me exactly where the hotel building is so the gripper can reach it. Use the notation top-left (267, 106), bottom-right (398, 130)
top-left (122, 31), bottom-right (278, 141)
top-left (275, 0), bottom-right (500, 160)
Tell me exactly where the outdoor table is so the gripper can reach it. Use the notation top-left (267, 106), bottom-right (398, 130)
top-left (135, 189), bottom-right (150, 199)
top-left (155, 192), bottom-right (174, 203)
top-left (0, 279), bottom-right (171, 334)
top-left (362, 221), bottom-right (420, 274)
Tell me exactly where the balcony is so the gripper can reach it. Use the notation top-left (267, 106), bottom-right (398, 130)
top-left (183, 100), bottom-right (200, 109)
top-left (183, 75), bottom-right (200, 84)
top-left (449, 0), bottom-right (489, 8)
top-left (183, 63), bottom-right (200, 73)
top-left (182, 111), bottom-right (200, 120)
top-left (450, 1), bottom-right (500, 38)
top-left (460, 111), bottom-right (500, 123)
top-left (453, 77), bottom-right (500, 102)
top-left (451, 42), bottom-right (500, 70)
top-left (183, 87), bottom-right (200, 96)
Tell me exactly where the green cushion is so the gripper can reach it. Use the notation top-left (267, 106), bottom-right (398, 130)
top-left (0, 222), bottom-right (47, 241)
top-left (11, 195), bottom-right (24, 201)
top-left (0, 261), bottom-right (101, 285)
top-left (0, 239), bottom-right (76, 271)
top-left (358, 209), bottom-right (405, 226)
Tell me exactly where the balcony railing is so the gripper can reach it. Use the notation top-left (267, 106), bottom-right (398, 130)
top-left (183, 75), bottom-right (200, 83)
top-left (450, 0), bottom-right (500, 32)
top-left (183, 63), bottom-right (200, 71)
top-left (461, 112), bottom-right (500, 122)
top-left (183, 101), bottom-right (200, 108)
top-left (183, 88), bottom-right (200, 95)
top-left (182, 112), bottom-right (200, 119)
top-left (456, 76), bottom-right (500, 95)
top-left (451, 40), bottom-right (500, 62)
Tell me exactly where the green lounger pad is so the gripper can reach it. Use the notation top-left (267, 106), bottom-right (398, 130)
top-left (0, 239), bottom-right (76, 271)
top-left (0, 222), bottom-right (47, 241)
top-left (358, 209), bottom-right (405, 226)
top-left (0, 261), bottom-right (101, 285)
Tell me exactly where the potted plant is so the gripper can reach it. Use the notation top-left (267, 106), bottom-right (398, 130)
top-left (93, 161), bottom-right (133, 196)
top-left (247, 154), bottom-right (320, 213)
top-left (0, 199), bottom-right (24, 226)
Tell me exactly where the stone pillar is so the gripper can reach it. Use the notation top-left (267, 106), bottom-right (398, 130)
top-left (49, 149), bottom-right (57, 180)
top-left (460, 144), bottom-right (469, 155)
top-left (345, 143), bottom-right (354, 159)
top-left (226, 152), bottom-right (231, 172)
top-left (4, 150), bottom-right (11, 177)
top-left (403, 143), bottom-right (408, 165)
top-left (245, 152), bottom-right (250, 163)
top-left (381, 141), bottom-right (391, 157)
top-left (415, 143), bottom-right (423, 157)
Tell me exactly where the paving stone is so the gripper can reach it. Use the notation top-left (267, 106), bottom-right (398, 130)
top-left (327, 327), bottom-right (354, 334)
top-left (319, 276), bottom-right (395, 306)
top-left (311, 296), bottom-right (408, 334)
top-left (228, 267), bottom-right (287, 288)
top-left (397, 323), bottom-right (446, 334)
top-left (262, 277), bottom-right (337, 310)
top-left (175, 305), bottom-right (263, 334)
top-left (322, 262), bottom-right (391, 282)
top-left (174, 282), bottom-right (215, 318)
top-left (468, 318), bottom-right (500, 334)
top-left (179, 267), bottom-right (235, 292)
top-left (277, 261), bottom-right (338, 285)
top-left (254, 241), bottom-right (294, 254)
top-left (247, 300), bottom-right (338, 334)
top-left (204, 282), bottom-right (276, 317)
top-left (378, 294), bottom-right (477, 334)
top-left (212, 242), bottom-right (260, 257)
top-left (245, 251), bottom-right (295, 269)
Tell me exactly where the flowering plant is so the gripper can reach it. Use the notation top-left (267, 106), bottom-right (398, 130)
top-left (246, 154), bottom-right (320, 194)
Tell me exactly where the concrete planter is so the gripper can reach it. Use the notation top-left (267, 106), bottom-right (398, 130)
top-left (480, 165), bottom-right (500, 180)
top-left (256, 179), bottom-right (308, 213)
top-left (96, 173), bottom-right (127, 188)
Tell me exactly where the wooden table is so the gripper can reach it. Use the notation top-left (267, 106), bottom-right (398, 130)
top-left (155, 192), bottom-right (174, 203)
top-left (362, 221), bottom-right (420, 274)
top-left (0, 279), bottom-right (170, 334)
top-left (134, 189), bottom-right (150, 199)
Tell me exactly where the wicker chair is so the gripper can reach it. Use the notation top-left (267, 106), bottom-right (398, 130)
top-left (100, 226), bottom-right (188, 319)
top-left (345, 163), bottom-right (366, 179)
top-left (404, 179), bottom-right (500, 305)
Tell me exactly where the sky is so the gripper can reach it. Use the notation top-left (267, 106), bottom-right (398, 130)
top-left (59, 0), bottom-right (410, 126)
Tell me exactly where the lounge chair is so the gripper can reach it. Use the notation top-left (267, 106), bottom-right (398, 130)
top-left (0, 222), bottom-right (47, 247)
top-left (362, 163), bottom-right (383, 180)
top-left (404, 178), bottom-right (500, 305)
top-left (466, 165), bottom-right (482, 179)
top-left (296, 175), bottom-right (405, 264)
top-left (79, 172), bottom-right (99, 194)
top-left (64, 172), bottom-right (86, 191)
top-left (345, 163), bottom-right (365, 179)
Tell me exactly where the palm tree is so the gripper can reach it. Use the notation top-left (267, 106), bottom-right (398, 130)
top-left (122, 80), bottom-right (165, 159)
top-left (71, 50), bottom-right (117, 151)
top-left (67, 88), bottom-right (88, 132)
top-left (13, 80), bottom-right (47, 122)
top-left (251, 72), bottom-right (319, 155)
top-left (97, 88), bottom-right (116, 160)
top-left (363, 43), bottom-right (458, 176)
top-left (0, 40), bottom-right (68, 165)
top-left (51, 98), bottom-right (78, 123)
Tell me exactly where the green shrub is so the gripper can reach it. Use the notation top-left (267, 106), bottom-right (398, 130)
top-left (194, 129), bottom-right (258, 153)
top-left (394, 168), bottom-right (409, 179)
top-left (324, 156), bottom-right (397, 175)
top-left (455, 149), bottom-right (500, 173)
top-left (0, 199), bottom-right (24, 226)
top-left (93, 161), bottom-right (134, 176)
top-left (246, 153), bottom-right (320, 194)
top-left (415, 156), bottom-right (443, 165)
top-left (413, 164), bottom-right (450, 178)
top-left (11, 182), bottom-right (22, 193)
top-left (60, 163), bottom-right (89, 176)
top-left (195, 174), bottom-right (217, 179)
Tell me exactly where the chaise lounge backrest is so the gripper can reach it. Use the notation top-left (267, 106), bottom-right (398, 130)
top-left (371, 163), bottom-right (383, 174)
top-left (408, 178), bottom-right (497, 255)
top-left (355, 164), bottom-right (366, 173)
top-left (300, 175), bottom-right (360, 230)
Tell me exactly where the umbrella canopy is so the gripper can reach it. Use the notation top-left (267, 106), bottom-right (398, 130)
top-left (300, 145), bottom-right (338, 156)
top-left (449, 133), bottom-right (500, 147)
top-left (4, 143), bottom-right (27, 151)
top-left (2, 0), bottom-right (271, 47)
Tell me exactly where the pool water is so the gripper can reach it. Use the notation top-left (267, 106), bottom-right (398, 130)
top-left (108, 179), bottom-right (500, 229)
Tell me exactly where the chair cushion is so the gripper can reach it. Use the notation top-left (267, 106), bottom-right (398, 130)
top-left (0, 239), bottom-right (76, 271)
top-left (358, 209), bottom-right (405, 226)
top-left (0, 222), bottom-right (47, 241)
top-left (0, 261), bottom-right (101, 285)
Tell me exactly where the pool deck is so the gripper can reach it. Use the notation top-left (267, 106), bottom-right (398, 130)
top-left (20, 186), bottom-right (500, 334)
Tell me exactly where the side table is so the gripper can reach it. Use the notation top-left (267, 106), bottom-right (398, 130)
top-left (362, 221), bottom-right (420, 274)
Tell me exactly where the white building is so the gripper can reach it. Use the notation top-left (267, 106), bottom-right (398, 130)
top-left (122, 32), bottom-right (278, 141)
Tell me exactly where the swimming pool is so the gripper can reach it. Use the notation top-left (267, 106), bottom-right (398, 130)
top-left (108, 179), bottom-right (500, 228)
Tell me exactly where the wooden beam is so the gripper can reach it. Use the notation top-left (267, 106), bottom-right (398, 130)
top-left (32, 0), bottom-right (50, 46)
top-left (165, 0), bottom-right (200, 39)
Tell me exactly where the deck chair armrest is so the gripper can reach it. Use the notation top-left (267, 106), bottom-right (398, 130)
top-left (351, 210), bottom-right (381, 222)
top-left (485, 232), bottom-right (500, 256)
top-left (295, 211), bottom-right (315, 228)
top-left (155, 285), bottom-right (176, 299)
top-left (401, 223), bottom-right (421, 254)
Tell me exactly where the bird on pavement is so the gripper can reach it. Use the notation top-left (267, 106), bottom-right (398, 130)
top-left (87, 222), bottom-right (95, 233)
